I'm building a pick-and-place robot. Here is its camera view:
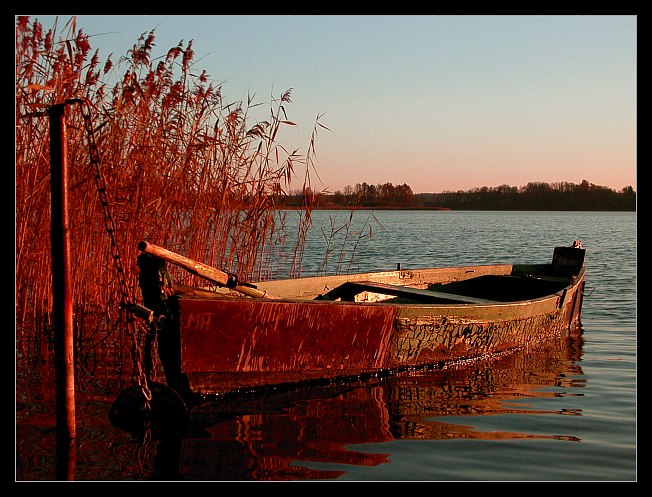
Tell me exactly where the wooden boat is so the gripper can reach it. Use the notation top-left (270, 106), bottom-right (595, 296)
top-left (135, 240), bottom-right (586, 402)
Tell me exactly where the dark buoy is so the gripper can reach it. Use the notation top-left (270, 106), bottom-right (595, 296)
top-left (109, 382), bottom-right (189, 439)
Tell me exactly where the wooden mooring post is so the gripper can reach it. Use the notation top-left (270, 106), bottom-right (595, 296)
top-left (49, 103), bottom-right (76, 480)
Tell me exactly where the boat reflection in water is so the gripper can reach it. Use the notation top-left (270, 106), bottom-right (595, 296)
top-left (147, 335), bottom-right (585, 481)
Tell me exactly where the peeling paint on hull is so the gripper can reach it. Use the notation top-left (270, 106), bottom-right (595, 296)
top-left (179, 300), bottom-right (397, 373)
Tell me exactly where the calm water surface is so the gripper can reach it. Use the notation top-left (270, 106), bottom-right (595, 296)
top-left (15, 211), bottom-right (637, 482)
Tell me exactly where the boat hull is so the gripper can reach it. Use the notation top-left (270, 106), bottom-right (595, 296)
top-left (173, 263), bottom-right (585, 395)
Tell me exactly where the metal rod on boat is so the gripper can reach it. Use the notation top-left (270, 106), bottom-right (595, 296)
top-left (49, 103), bottom-right (77, 479)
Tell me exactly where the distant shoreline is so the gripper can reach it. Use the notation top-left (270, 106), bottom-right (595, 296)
top-left (274, 206), bottom-right (636, 212)
top-left (275, 205), bottom-right (452, 211)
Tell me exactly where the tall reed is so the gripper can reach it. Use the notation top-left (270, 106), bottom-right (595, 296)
top-left (15, 16), bottom-right (325, 373)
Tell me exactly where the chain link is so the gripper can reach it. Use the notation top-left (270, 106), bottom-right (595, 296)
top-left (70, 99), bottom-right (134, 309)
top-left (66, 99), bottom-right (152, 403)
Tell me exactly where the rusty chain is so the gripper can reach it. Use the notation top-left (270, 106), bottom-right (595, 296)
top-left (66, 98), bottom-right (154, 405)
top-left (72, 99), bottom-right (133, 309)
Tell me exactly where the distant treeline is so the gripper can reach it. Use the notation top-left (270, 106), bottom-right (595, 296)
top-left (281, 180), bottom-right (636, 211)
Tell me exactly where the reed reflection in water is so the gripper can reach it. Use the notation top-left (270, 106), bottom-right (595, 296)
top-left (135, 334), bottom-right (585, 481)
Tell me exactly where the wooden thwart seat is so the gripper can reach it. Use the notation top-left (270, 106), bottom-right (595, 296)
top-left (316, 281), bottom-right (498, 304)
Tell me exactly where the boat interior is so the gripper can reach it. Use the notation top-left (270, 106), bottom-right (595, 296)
top-left (315, 246), bottom-right (585, 305)
top-left (170, 246), bottom-right (585, 306)
top-left (314, 271), bottom-right (574, 305)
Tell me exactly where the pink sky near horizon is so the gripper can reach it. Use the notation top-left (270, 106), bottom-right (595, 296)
top-left (26, 15), bottom-right (637, 194)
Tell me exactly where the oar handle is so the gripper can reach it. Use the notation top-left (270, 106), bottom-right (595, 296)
top-left (137, 241), bottom-right (272, 299)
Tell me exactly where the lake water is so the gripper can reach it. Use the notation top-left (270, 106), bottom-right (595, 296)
top-left (15, 210), bottom-right (637, 482)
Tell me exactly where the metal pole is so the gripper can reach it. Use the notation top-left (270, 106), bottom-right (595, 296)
top-left (49, 103), bottom-right (76, 479)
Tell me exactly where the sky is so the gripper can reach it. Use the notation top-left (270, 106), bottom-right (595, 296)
top-left (26, 15), bottom-right (637, 194)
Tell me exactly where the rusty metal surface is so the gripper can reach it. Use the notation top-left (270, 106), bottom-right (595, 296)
top-left (178, 299), bottom-right (397, 373)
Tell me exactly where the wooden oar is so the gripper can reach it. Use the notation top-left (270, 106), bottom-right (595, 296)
top-left (137, 241), bottom-right (273, 299)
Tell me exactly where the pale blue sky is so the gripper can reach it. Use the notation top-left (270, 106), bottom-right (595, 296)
top-left (26, 15), bottom-right (637, 193)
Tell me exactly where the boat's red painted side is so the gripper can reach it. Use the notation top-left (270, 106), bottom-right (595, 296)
top-left (178, 299), bottom-right (397, 374)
